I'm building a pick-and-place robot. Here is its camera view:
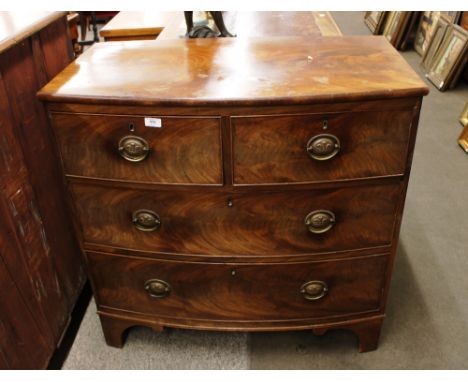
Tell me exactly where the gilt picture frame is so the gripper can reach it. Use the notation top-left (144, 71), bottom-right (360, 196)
top-left (399, 12), bottom-right (421, 51)
top-left (460, 102), bottom-right (468, 127)
top-left (414, 11), bottom-right (441, 56)
top-left (427, 25), bottom-right (468, 91)
top-left (440, 11), bottom-right (461, 24)
top-left (458, 103), bottom-right (468, 153)
top-left (364, 11), bottom-right (387, 35)
top-left (458, 128), bottom-right (468, 153)
top-left (421, 17), bottom-right (449, 71)
top-left (382, 11), bottom-right (411, 48)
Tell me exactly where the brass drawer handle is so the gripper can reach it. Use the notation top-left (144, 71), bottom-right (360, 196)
top-left (306, 134), bottom-right (340, 161)
top-left (305, 210), bottom-right (335, 234)
top-left (144, 279), bottom-right (171, 298)
top-left (300, 280), bottom-right (328, 301)
top-left (118, 135), bottom-right (150, 162)
top-left (132, 209), bottom-right (161, 232)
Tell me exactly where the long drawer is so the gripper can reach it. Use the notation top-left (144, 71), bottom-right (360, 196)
top-left (232, 109), bottom-right (413, 184)
top-left (72, 182), bottom-right (401, 257)
top-left (50, 113), bottom-right (223, 185)
top-left (88, 251), bottom-right (388, 321)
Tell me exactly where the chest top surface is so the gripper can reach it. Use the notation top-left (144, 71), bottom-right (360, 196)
top-left (38, 36), bottom-right (428, 107)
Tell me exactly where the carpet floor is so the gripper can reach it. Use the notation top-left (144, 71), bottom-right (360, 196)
top-left (63, 11), bottom-right (468, 369)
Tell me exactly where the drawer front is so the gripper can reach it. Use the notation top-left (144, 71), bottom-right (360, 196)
top-left (73, 183), bottom-right (401, 256)
top-left (51, 113), bottom-right (222, 184)
top-left (88, 251), bottom-right (388, 321)
top-left (232, 110), bottom-right (413, 184)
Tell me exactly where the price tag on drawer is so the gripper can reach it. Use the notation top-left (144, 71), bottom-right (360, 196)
top-left (144, 117), bottom-right (162, 128)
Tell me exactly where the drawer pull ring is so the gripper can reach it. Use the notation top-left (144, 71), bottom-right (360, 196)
top-left (144, 279), bottom-right (171, 298)
top-left (304, 210), bottom-right (335, 234)
top-left (300, 280), bottom-right (328, 301)
top-left (118, 135), bottom-right (150, 162)
top-left (132, 209), bottom-right (161, 232)
top-left (306, 134), bottom-right (340, 161)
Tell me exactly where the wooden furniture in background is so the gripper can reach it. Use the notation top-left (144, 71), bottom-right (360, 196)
top-left (0, 11), bottom-right (85, 369)
top-left (157, 11), bottom-right (342, 40)
top-left (67, 12), bottom-right (82, 56)
top-left (78, 11), bottom-right (118, 45)
top-left (100, 11), bottom-right (176, 41)
top-left (39, 35), bottom-right (428, 353)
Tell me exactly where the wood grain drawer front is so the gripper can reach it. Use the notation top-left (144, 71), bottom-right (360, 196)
top-left (88, 251), bottom-right (388, 321)
top-left (51, 113), bottom-right (222, 184)
top-left (232, 110), bottom-right (413, 184)
top-left (73, 182), bottom-right (400, 256)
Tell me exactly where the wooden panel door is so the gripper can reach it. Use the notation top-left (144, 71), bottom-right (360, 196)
top-left (0, 14), bottom-right (86, 368)
top-left (0, 256), bottom-right (51, 369)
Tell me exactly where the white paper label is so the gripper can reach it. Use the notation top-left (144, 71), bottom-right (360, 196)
top-left (144, 117), bottom-right (162, 128)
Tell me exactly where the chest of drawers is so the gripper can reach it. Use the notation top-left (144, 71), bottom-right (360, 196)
top-left (38, 36), bottom-right (428, 352)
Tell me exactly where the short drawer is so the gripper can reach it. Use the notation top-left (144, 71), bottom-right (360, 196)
top-left (72, 182), bottom-right (401, 256)
top-left (88, 251), bottom-right (388, 321)
top-left (51, 113), bottom-right (223, 184)
top-left (232, 109), bottom-right (413, 184)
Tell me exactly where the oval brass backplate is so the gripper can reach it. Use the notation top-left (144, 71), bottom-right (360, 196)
top-left (132, 209), bottom-right (161, 232)
top-left (304, 210), bottom-right (335, 234)
top-left (300, 280), bottom-right (328, 301)
top-left (144, 279), bottom-right (171, 298)
top-left (118, 135), bottom-right (150, 162)
top-left (306, 133), bottom-right (340, 161)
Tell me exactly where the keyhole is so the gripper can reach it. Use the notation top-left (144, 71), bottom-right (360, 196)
top-left (227, 199), bottom-right (233, 208)
top-left (322, 120), bottom-right (328, 130)
top-left (231, 269), bottom-right (236, 276)
top-left (129, 123), bottom-right (135, 132)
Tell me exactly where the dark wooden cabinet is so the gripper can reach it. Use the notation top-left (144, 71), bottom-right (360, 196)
top-left (39, 36), bottom-right (428, 353)
top-left (0, 12), bottom-right (85, 369)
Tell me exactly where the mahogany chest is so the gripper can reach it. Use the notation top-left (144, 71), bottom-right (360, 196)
top-left (38, 36), bottom-right (428, 352)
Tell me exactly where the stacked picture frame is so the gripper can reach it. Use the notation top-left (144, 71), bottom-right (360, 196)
top-left (425, 24), bottom-right (468, 91)
top-left (414, 11), bottom-right (442, 55)
top-left (364, 11), bottom-right (420, 50)
top-left (364, 12), bottom-right (387, 35)
top-left (365, 11), bottom-right (468, 91)
top-left (414, 12), bottom-right (462, 56)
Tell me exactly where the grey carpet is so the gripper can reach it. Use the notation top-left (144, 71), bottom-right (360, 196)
top-left (64, 12), bottom-right (468, 369)
top-left (63, 301), bottom-right (249, 369)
